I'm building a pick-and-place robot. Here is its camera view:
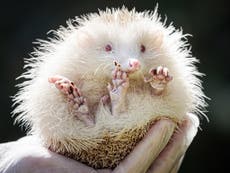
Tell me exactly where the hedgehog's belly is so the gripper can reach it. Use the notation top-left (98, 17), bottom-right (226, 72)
top-left (48, 121), bottom-right (155, 169)
top-left (45, 90), bottom-right (183, 169)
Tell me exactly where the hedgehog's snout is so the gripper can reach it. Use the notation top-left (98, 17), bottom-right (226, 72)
top-left (114, 58), bottom-right (141, 73)
top-left (129, 58), bottom-right (140, 71)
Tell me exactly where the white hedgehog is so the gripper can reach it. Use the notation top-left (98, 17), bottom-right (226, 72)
top-left (13, 7), bottom-right (207, 169)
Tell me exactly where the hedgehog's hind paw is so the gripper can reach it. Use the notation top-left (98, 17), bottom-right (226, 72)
top-left (48, 75), bottom-right (95, 126)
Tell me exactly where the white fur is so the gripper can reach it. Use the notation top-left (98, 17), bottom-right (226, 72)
top-left (13, 7), bottom-right (207, 152)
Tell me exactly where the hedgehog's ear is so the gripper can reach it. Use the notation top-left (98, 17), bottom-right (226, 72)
top-left (77, 30), bottom-right (93, 48)
top-left (153, 30), bottom-right (163, 47)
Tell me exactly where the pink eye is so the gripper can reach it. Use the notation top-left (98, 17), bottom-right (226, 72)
top-left (140, 44), bottom-right (146, 53)
top-left (105, 44), bottom-right (112, 52)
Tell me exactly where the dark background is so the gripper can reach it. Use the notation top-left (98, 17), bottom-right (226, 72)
top-left (0, 0), bottom-right (229, 172)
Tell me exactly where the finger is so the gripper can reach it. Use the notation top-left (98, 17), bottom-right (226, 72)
top-left (113, 119), bottom-right (176, 173)
top-left (169, 155), bottom-right (185, 173)
top-left (146, 113), bottom-right (199, 173)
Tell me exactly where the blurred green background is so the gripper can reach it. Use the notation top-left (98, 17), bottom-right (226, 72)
top-left (0, 0), bottom-right (229, 172)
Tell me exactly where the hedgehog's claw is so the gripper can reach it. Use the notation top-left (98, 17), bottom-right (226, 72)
top-left (48, 75), bottom-right (94, 126)
top-left (145, 66), bottom-right (173, 95)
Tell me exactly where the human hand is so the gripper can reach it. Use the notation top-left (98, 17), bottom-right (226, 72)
top-left (0, 113), bottom-right (199, 173)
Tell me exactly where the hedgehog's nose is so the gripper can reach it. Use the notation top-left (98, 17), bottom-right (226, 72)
top-left (128, 58), bottom-right (140, 71)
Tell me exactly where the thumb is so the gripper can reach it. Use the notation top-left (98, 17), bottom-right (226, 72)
top-left (113, 119), bottom-right (176, 173)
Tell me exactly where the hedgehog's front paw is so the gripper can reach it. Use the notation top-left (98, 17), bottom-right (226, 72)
top-left (144, 66), bottom-right (173, 95)
top-left (107, 68), bottom-right (129, 115)
top-left (48, 75), bottom-right (94, 126)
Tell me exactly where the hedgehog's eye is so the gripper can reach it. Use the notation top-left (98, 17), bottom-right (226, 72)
top-left (140, 44), bottom-right (146, 53)
top-left (105, 44), bottom-right (112, 52)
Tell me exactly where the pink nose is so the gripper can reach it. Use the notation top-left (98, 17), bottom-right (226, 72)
top-left (129, 59), bottom-right (140, 70)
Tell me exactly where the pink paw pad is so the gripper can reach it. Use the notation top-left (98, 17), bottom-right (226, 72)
top-left (109, 67), bottom-right (129, 93)
top-left (48, 75), bottom-right (81, 98)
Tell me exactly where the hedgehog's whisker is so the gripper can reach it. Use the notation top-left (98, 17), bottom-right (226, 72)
top-left (102, 63), bottom-right (111, 72)
top-left (94, 63), bottom-right (106, 76)
top-left (149, 52), bottom-right (171, 59)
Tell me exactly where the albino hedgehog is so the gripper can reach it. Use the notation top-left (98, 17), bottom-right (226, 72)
top-left (13, 7), bottom-right (207, 169)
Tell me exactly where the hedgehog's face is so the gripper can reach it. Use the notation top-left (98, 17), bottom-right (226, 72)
top-left (77, 18), bottom-right (164, 79)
